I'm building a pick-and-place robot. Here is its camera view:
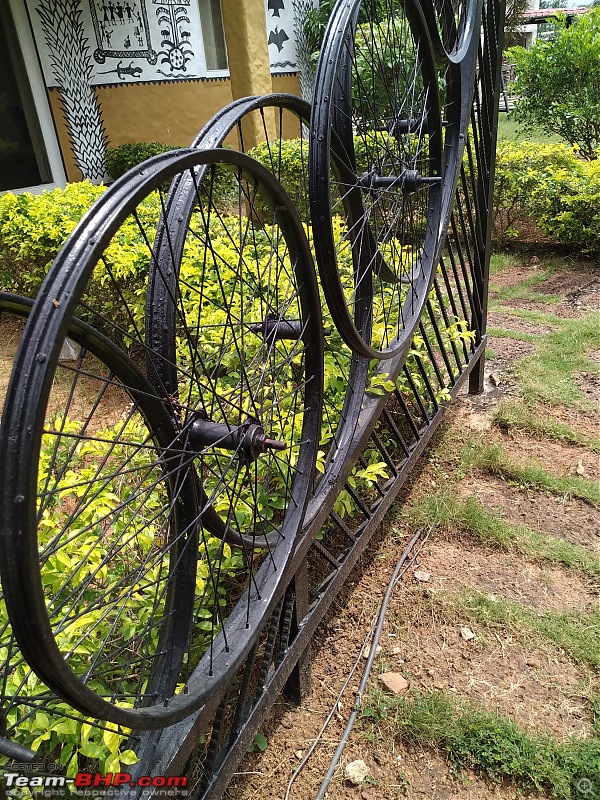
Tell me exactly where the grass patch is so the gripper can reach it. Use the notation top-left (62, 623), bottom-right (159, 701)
top-left (455, 590), bottom-right (600, 669)
top-left (489, 273), bottom-right (562, 305)
top-left (487, 326), bottom-right (537, 343)
top-left (403, 492), bottom-right (600, 576)
top-left (361, 689), bottom-right (600, 799)
top-left (459, 440), bottom-right (600, 505)
top-left (494, 399), bottom-right (600, 454)
top-left (513, 313), bottom-right (600, 410)
top-left (487, 257), bottom-right (563, 303)
top-left (500, 289), bottom-right (562, 305)
top-left (487, 304), bottom-right (565, 328)
top-left (496, 115), bottom-right (562, 146)
top-left (489, 252), bottom-right (523, 276)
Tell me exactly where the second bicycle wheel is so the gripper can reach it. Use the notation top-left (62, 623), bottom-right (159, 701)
top-left (310, 0), bottom-right (443, 360)
top-left (148, 93), bottom-right (370, 540)
top-left (0, 148), bottom-right (323, 728)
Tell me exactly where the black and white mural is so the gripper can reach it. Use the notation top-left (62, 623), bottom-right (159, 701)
top-left (29, 0), bottom-right (316, 85)
top-left (90, 1), bottom-right (156, 64)
top-left (27, 0), bottom-right (208, 84)
top-left (35, 0), bottom-right (108, 182)
top-left (291, 0), bottom-right (316, 98)
top-left (265, 0), bottom-right (296, 72)
top-left (265, 0), bottom-right (316, 98)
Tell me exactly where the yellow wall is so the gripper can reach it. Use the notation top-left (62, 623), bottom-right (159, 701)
top-left (96, 79), bottom-right (234, 148)
top-left (48, 73), bottom-right (301, 183)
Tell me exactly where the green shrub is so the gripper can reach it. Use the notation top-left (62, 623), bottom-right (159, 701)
top-left (2, 416), bottom-right (242, 777)
top-left (106, 142), bottom-right (239, 209)
top-left (537, 158), bottom-right (600, 254)
top-left (0, 182), bottom-right (106, 297)
top-left (250, 138), bottom-right (310, 219)
top-left (250, 131), bottom-right (407, 222)
top-left (105, 141), bottom-right (179, 181)
top-left (492, 141), bottom-right (600, 253)
top-left (509, 7), bottom-right (600, 160)
top-left (492, 141), bottom-right (583, 244)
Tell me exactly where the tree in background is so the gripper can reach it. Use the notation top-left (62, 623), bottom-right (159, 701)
top-left (509, 6), bottom-right (600, 160)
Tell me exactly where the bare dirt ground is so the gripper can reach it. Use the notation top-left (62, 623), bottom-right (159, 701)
top-left (224, 255), bottom-right (600, 800)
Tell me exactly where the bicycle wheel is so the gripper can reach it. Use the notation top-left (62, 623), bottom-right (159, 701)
top-left (421, 0), bottom-right (479, 63)
top-left (310, 0), bottom-right (443, 361)
top-left (148, 94), bottom-right (369, 542)
top-left (0, 148), bottom-right (323, 728)
top-left (0, 293), bottom-right (200, 729)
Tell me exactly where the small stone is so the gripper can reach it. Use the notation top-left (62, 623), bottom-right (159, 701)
top-left (460, 626), bottom-right (476, 641)
top-left (379, 672), bottom-right (409, 694)
top-left (466, 412), bottom-right (492, 432)
top-left (576, 460), bottom-right (586, 476)
top-left (414, 570), bottom-right (431, 582)
top-left (344, 759), bottom-right (371, 785)
top-left (363, 643), bottom-right (383, 659)
top-left (295, 750), bottom-right (303, 759)
top-left (489, 372), bottom-right (501, 386)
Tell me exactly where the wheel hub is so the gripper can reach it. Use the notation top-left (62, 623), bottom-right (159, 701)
top-left (186, 415), bottom-right (286, 464)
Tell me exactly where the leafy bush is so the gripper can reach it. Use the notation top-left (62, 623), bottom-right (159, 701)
top-left (106, 142), bottom-right (238, 209)
top-left (0, 182), bottom-right (106, 297)
top-left (492, 141), bottom-right (582, 244)
top-left (509, 7), bottom-right (600, 160)
top-left (537, 157), bottom-right (600, 253)
top-left (492, 141), bottom-right (600, 253)
top-left (250, 131), bottom-right (409, 223)
top-left (2, 416), bottom-right (242, 777)
top-left (250, 139), bottom-right (310, 219)
top-left (105, 142), bottom-right (178, 182)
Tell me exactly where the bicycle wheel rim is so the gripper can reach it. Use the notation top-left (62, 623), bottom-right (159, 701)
top-left (310, 0), bottom-right (444, 361)
top-left (147, 94), bottom-right (369, 539)
top-left (0, 148), bottom-right (322, 729)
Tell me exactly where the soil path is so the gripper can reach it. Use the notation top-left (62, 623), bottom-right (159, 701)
top-left (225, 256), bottom-right (600, 800)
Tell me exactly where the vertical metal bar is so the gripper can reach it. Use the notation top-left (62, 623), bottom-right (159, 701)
top-left (282, 562), bottom-right (312, 704)
top-left (469, 0), bottom-right (506, 393)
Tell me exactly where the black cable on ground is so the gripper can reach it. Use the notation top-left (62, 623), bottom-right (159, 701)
top-left (314, 526), bottom-right (430, 800)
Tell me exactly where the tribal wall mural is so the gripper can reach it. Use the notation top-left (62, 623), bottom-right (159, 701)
top-left (291, 0), bottom-right (316, 99)
top-left (265, 0), bottom-right (300, 74)
top-left (23, 0), bottom-right (315, 180)
top-left (90, 0), bottom-right (156, 65)
top-left (28, 1), bottom-right (313, 86)
top-left (27, 0), bottom-right (208, 85)
top-left (35, 0), bottom-right (108, 182)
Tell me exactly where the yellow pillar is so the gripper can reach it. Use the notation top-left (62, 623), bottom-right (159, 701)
top-left (220, 0), bottom-right (276, 148)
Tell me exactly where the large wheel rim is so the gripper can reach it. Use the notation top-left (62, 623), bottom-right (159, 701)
top-left (0, 147), bottom-right (323, 729)
top-left (310, 0), bottom-right (444, 361)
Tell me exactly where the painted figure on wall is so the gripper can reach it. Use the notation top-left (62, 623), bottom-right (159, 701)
top-left (153, 0), bottom-right (195, 74)
top-left (90, 0), bottom-right (157, 64)
top-left (34, 0), bottom-right (108, 182)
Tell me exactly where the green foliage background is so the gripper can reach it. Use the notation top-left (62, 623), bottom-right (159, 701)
top-left (509, 7), bottom-right (600, 160)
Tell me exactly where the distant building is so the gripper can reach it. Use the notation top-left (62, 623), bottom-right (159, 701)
top-left (516, 3), bottom-right (588, 47)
